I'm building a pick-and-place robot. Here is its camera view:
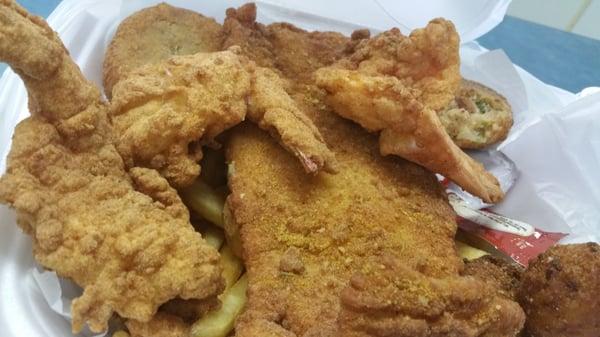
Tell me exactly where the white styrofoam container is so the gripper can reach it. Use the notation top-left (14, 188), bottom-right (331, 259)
top-left (1, 1), bottom-right (597, 337)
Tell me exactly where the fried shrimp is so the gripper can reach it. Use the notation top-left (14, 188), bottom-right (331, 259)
top-left (110, 47), bottom-right (336, 188)
top-left (315, 20), bottom-right (504, 203)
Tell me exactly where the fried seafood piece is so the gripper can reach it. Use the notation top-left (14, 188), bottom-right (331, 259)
top-left (103, 3), bottom-right (223, 98)
top-left (0, 1), bottom-right (223, 332)
top-left (314, 20), bottom-right (504, 203)
top-left (109, 47), bottom-right (335, 188)
top-left (439, 79), bottom-right (513, 149)
top-left (226, 105), bottom-right (524, 336)
top-left (518, 243), bottom-right (600, 337)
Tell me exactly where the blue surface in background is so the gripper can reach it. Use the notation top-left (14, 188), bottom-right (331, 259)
top-left (479, 16), bottom-right (600, 93)
top-left (2, 1), bottom-right (600, 93)
top-left (19, 0), bottom-right (60, 17)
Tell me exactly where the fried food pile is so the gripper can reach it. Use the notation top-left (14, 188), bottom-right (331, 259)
top-left (1, 1), bottom-right (593, 337)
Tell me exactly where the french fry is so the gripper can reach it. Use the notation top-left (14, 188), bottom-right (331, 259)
top-left (202, 225), bottom-right (225, 251)
top-left (191, 274), bottom-right (248, 337)
top-left (112, 331), bottom-right (130, 337)
top-left (181, 180), bottom-right (226, 227)
top-left (220, 245), bottom-right (244, 289)
top-left (456, 240), bottom-right (489, 260)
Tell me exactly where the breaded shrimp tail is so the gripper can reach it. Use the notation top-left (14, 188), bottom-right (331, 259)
top-left (0, 1), bottom-right (223, 333)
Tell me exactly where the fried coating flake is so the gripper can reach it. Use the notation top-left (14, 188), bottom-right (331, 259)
top-left (518, 243), bottom-right (600, 337)
top-left (314, 21), bottom-right (504, 203)
top-left (109, 47), bottom-right (335, 188)
top-left (103, 3), bottom-right (223, 97)
top-left (0, 1), bottom-right (223, 332)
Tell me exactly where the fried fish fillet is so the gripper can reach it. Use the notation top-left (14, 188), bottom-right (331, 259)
top-left (0, 1), bottom-right (223, 332)
top-left (103, 3), bottom-right (223, 97)
top-left (314, 21), bottom-right (504, 203)
top-left (227, 109), bottom-right (524, 337)
top-left (223, 5), bottom-right (524, 336)
top-left (109, 47), bottom-right (335, 188)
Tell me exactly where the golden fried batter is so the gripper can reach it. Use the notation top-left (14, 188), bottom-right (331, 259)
top-left (518, 243), bottom-right (600, 337)
top-left (109, 48), bottom-right (335, 188)
top-left (315, 21), bottom-right (504, 203)
top-left (0, 1), bottom-right (223, 332)
top-left (103, 3), bottom-right (222, 97)
top-left (223, 6), bottom-right (524, 335)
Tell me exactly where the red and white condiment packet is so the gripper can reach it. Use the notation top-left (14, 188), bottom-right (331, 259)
top-left (450, 194), bottom-right (567, 266)
top-left (440, 149), bottom-right (566, 266)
